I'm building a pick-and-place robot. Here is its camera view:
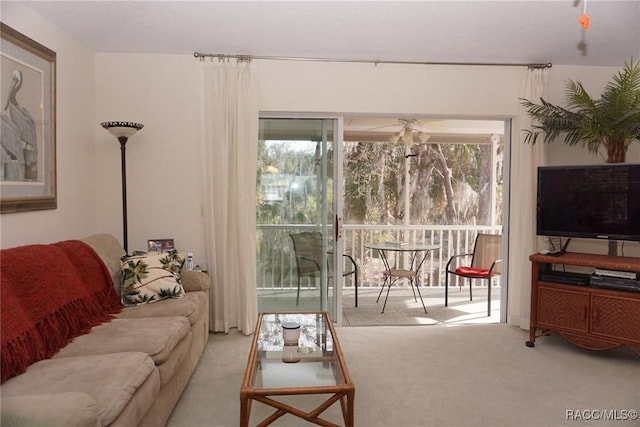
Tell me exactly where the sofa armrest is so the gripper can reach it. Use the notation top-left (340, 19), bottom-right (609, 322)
top-left (181, 270), bottom-right (211, 293)
top-left (1, 393), bottom-right (101, 427)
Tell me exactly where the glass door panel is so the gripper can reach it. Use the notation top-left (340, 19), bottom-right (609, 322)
top-left (256, 117), bottom-right (340, 319)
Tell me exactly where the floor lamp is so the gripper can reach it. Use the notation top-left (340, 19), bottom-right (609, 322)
top-left (100, 121), bottom-right (144, 254)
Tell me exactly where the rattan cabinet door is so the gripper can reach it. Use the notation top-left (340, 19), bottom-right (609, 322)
top-left (591, 295), bottom-right (640, 344)
top-left (538, 286), bottom-right (589, 332)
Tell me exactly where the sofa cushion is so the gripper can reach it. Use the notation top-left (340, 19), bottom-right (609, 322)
top-left (121, 251), bottom-right (185, 306)
top-left (1, 392), bottom-right (100, 427)
top-left (154, 330), bottom-right (193, 386)
top-left (116, 291), bottom-right (207, 325)
top-left (1, 352), bottom-right (159, 427)
top-left (53, 317), bottom-right (191, 365)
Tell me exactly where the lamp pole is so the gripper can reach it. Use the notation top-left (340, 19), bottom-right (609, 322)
top-left (118, 135), bottom-right (130, 253)
top-left (100, 121), bottom-right (144, 253)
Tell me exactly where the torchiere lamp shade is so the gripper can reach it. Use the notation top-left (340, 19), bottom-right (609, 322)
top-left (100, 121), bottom-right (144, 137)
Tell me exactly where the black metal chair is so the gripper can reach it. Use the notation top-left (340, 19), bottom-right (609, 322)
top-left (290, 231), bottom-right (359, 306)
top-left (444, 233), bottom-right (502, 316)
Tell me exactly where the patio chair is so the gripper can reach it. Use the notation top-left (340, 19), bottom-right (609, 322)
top-left (444, 233), bottom-right (502, 316)
top-left (290, 231), bottom-right (359, 307)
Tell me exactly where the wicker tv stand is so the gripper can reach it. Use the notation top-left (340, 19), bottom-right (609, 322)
top-left (527, 252), bottom-right (640, 355)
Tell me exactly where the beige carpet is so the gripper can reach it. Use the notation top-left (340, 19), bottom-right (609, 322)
top-left (166, 324), bottom-right (639, 427)
top-left (343, 286), bottom-right (500, 326)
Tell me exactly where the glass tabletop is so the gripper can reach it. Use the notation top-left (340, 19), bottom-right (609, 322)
top-left (246, 312), bottom-right (347, 390)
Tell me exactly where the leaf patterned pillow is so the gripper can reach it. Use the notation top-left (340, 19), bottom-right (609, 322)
top-left (120, 250), bottom-right (185, 306)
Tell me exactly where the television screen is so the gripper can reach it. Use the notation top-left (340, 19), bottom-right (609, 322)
top-left (536, 163), bottom-right (640, 242)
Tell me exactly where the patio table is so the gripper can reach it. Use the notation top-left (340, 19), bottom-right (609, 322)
top-left (365, 242), bottom-right (440, 313)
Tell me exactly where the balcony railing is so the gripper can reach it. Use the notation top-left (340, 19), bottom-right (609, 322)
top-left (257, 224), bottom-right (501, 291)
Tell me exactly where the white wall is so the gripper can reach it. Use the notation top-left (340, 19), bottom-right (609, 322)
top-left (93, 56), bottom-right (640, 260)
top-left (92, 56), bottom-right (525, 262)
top-left (94, 54), bottom-right (205, 258)
top-left (256, 60), bottom-right (522, 117)
top-left (1, 3), bottom-right (97, 249)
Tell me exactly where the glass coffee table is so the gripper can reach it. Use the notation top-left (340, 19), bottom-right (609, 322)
top-left (240, 312), bottom-right (355, 426)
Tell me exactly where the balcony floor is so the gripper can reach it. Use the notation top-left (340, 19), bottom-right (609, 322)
top-left (342, 285), bottom-right (501, 326)
top-left (258, 284), bottom-right (501, 326)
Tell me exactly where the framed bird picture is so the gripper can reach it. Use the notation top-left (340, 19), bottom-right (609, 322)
top-left (1, 23), bottom-right (56, 213)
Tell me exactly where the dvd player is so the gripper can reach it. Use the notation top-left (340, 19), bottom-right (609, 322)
top-left (539, 270), bottom-right (590, 286)
top-left (589, 274), bottom-right (640, 293)
top-left (594, 268), bottom-right (638, 280)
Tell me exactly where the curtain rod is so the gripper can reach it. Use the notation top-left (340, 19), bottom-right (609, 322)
top-left (193, 52), bottom-right (552, 69)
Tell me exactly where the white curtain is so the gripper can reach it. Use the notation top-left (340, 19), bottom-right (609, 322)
top-left (507, 67), bottom-right (548, 329)
top-left (201, 59), bottom-right (259, 334)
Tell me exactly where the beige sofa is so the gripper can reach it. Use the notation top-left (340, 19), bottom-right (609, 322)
top-left (0, 234), bottom-right (210, 427)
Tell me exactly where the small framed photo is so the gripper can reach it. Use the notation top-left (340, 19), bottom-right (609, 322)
top-left (148, 238), bottom-right (175, 253)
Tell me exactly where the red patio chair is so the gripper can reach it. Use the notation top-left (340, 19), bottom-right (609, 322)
top-left (444, 233), bottom-right (502, 316)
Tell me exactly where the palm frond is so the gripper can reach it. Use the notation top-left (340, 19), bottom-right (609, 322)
top-left (605, 58), bottom-right (640, 98)
top-left (520, 58), bottom-right (640, 160)
top-left (565, 80), bottom-right (597, 112)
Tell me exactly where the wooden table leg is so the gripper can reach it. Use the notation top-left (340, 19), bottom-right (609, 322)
top-left (240, 393), bottom-right (251, 427)
top-left (348, 388), bottom-right (355, 427)
top-left (340, 388), bottom-right (355, 427)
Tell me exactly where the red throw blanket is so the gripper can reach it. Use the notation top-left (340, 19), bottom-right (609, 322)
top-left (1, 240), bottom-right (122, 383)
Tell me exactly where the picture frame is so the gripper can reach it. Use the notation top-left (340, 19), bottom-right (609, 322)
top-left (1, 23), bottom-right (57, 213)
top-left (148, 239), bottom-right (175, 253)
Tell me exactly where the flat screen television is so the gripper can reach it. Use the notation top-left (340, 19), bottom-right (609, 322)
top-left (536, 163), bottom-right (640, 242)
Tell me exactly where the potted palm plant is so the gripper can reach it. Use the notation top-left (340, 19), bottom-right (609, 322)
top-left (520, 58), bottom-right (640, 163)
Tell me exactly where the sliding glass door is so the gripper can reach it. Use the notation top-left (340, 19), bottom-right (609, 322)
top-left (256, 117), bottom-right (343, 320)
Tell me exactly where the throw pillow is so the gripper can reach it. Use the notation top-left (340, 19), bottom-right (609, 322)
top-left (121, 250), bottom-right (185, 306)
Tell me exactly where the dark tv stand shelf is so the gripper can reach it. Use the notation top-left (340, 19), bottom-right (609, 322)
top-left (527, 252), bottom-right (640, 355)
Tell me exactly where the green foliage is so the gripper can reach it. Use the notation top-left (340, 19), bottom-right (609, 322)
top-left (257, 131), bottom-right (502, 229)
top-left (256, 140), bottom-right (320, 225)
top-left (521, 58), bottom-right (640, 162)
top-left (343, 141), bottom-right (496, 226)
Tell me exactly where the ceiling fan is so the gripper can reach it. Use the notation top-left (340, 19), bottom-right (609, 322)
top-left (388, 119), bottom-right (431, 146)
top-left (343, 116), bottom-right (451, 144)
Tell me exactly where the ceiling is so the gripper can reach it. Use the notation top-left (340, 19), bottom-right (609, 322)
top-left (19, 0), bottom-right (640, 67)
